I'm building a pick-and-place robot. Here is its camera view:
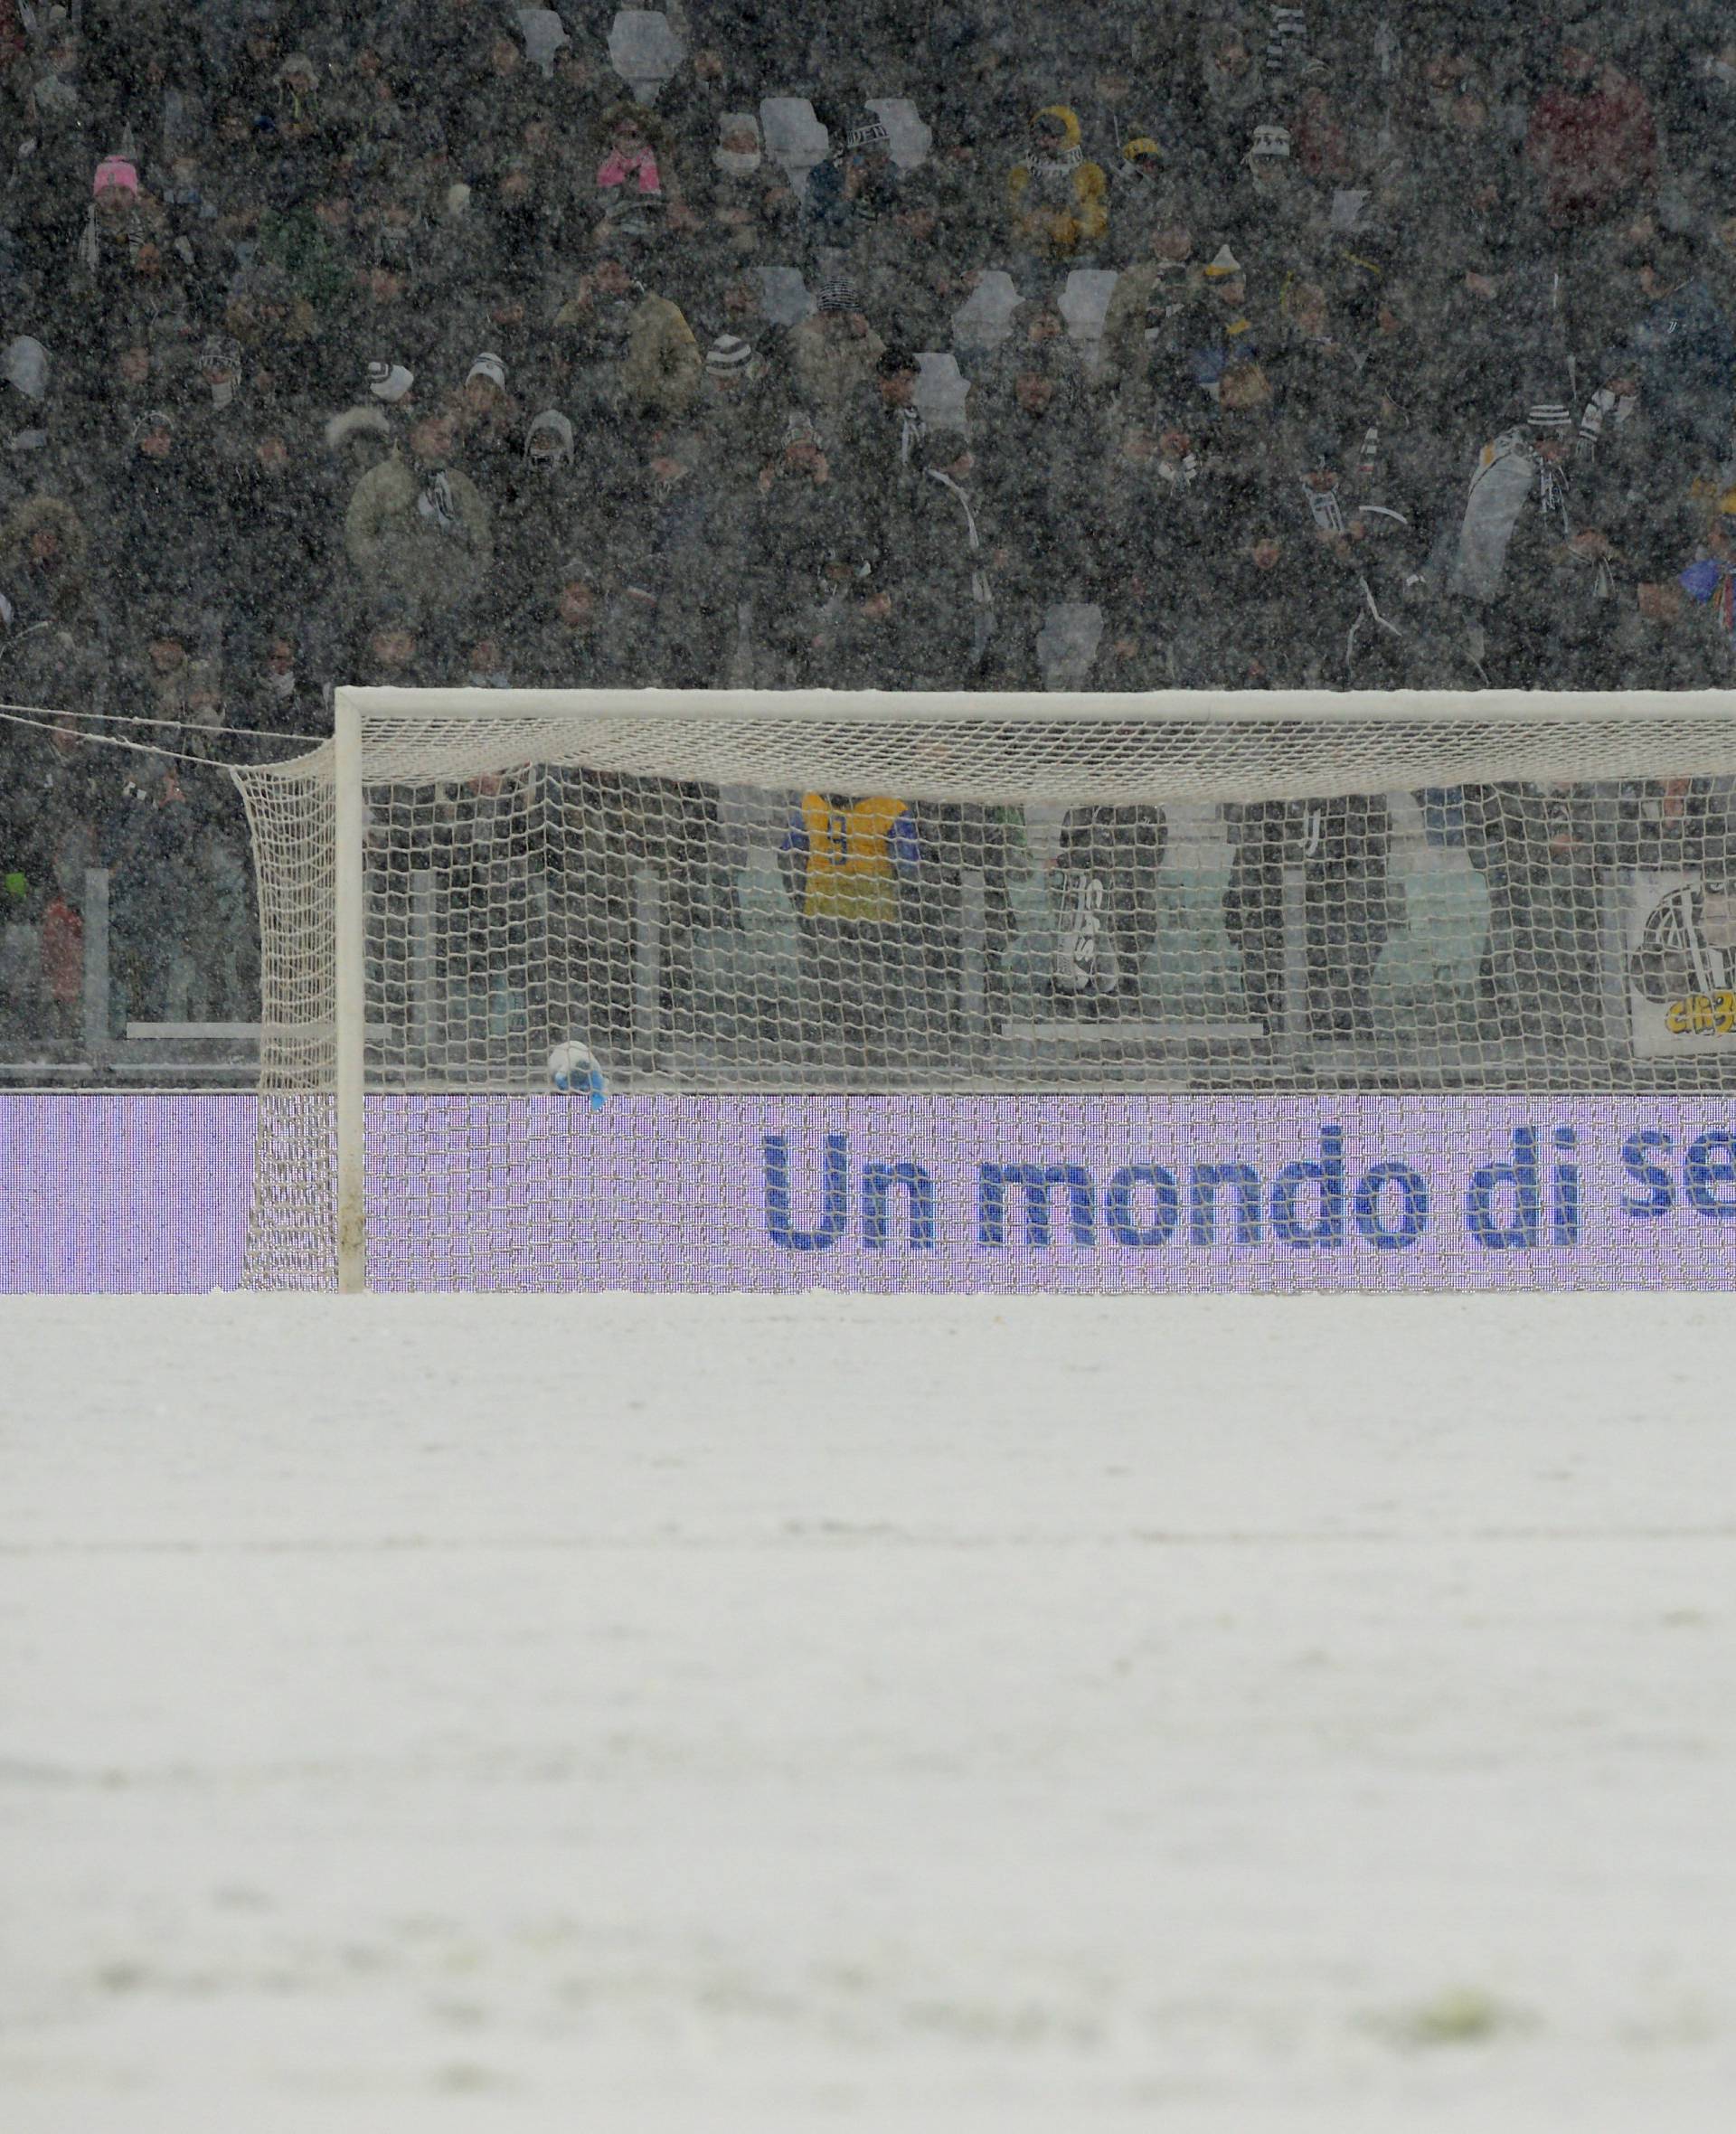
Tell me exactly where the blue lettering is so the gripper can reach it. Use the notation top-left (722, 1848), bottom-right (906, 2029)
top-left (764, 1132), bottom-right (849, 1251)
top-left (1106, 1164), bottom-right (1180, 1248)
top-left (861, 1161), bottom-right (937, 1250)
top-left (1620, 1129), bottom-right (1675, 1219)
top-left (1189, 1163), bottom-right (1263, 1249)
top-left (1354, 1162), bottom-right (1429, 1250)
top-left (1270, 1127), bottom-right (1346, 1249)
top-left (1685, 1130), bottom-right (1736, 1219)
top-left (977, 1163), bottom-right (1096, 1248)
top-left (1551, 1126), bottom-right (1580, 1248)
top-left (1467, 1127), bottom-right (1541, 1251)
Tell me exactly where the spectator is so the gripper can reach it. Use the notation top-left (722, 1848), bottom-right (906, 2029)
top-left (344, 404), bottom-right (494, 628)
top-left (1006, 105), bottom-right (1109, 266)
top-left (749, 411), bottom-right (849, 685)
top-left (1622, 233), bottom-right (1733, 459)
top-left (1049, 805), bottom-right (1165, 1013)
top-left (689, 335), bottom-right (778, 489)
top-left (788, 279), bottom-right (886, 422)
top-left (805, 107), bottom-right (901, 250)
top-left (693, 110), bottom-right (796, 271)
top-left (1099, 214), bottom-right (1197, 406)
top-left (1526, 20), bottom-right (1657, 233)
top-left (593, 102), bottom-right (679, 244)
top-left (779, 791), bottom-right (920, 1068)
top-left (0, 494), bottom-right (89, 626)
top-left (902, 426), bottom-right (996, 681)
top-left (552, 243), bottom-right (703, 423)
top-left (1678, 489), bottom-right (1736, 662)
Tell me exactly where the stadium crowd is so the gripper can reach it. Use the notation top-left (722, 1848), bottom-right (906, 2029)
top-left (3, 0), bottom-right (1736, 1043)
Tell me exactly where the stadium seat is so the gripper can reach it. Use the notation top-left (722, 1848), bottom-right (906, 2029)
top-left (759, 96), bottom-right (831, 190)
top-left (515, 6), bottom-right (571, 76)
top-left (607, 9), bottom-right (685, 104)
top-left (759, 264), bottom-right (816, 328)
top-left (1035, 601), bottom-right (1105, 689)
top-left (913, 352), bottom-right (970, 428)
top-left (864, 97), bottom-right (932, 172)
top-left (949, 270), bottom-right (1021, 360)
top-left (1059, 269), bottom-right (1120, 346)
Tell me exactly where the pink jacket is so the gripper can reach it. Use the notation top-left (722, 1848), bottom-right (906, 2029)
top-left (597, 147), bottom-right (662, 196)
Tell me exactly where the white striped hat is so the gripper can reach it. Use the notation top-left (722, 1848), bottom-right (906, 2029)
top-left (706, 334), bottom-right (754, 375)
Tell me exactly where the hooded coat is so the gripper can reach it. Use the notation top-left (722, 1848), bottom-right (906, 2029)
top-left (344, 449), bottom-right (494, 624)
top-left (788, 312), bottom-right (888, 419)
top-left (496, 410), bottom-right (577, 616)
top-left (552, 283), bottom-right (703, 420)
top-left (1006, 107), bottom-right (1109, 262)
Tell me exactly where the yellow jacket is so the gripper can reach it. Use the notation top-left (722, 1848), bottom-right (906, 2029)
top-left (789, 794), bottom-right (917, 926)
top-left (1007, 107), bottom-right (1109, 260)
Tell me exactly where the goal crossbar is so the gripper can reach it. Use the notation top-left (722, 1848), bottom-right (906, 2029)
top-left (334, 685), bottom-right (1736, 729)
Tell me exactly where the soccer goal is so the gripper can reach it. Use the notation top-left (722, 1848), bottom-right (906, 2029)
top-left (232, 686), bottom-right (1736, 1293)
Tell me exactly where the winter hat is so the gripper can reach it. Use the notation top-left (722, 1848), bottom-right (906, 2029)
top-left (782, 408), bottom-right (822, 449)
top-left (1246, 124), bottom-right (1291, 163)
top-left (525, 409), bottom-right (575, 463)
top-left (1203, 243), bottom-right (1243, 279)
top-left (848, 108), bottom-right (892, 154)
top-left (200, 334), bottom-right (242, 376)
top-left (816, 278), bottom-right (858, 314)
top-left (133, 406), bottom-right (175, 440)
top-left (93, 156), bottom-right (140, 198)
top-left (3, 336), bottom-right (49, 403)
top-left (1122, 137), bottom-right (1164, 169)
top-left (596, 221), bottom-right (648, 262)
top-left (467, 353), bottom-right (508, 392)
top-left (367, 361), bottom-right (415, 403)
top-left (1526, 401), bottom-right (1575, 436)
top-left (706, 333), bottom-right (755, 376)
top-left (325, 404), bottom-right (392, 452)
top-left (560, 554), bottom-right (598, 586)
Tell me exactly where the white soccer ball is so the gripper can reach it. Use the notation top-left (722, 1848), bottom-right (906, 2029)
top-left (548, 1040), bottom-right (605, 1107)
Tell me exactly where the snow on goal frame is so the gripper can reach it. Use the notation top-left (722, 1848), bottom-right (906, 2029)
top-left (233, 686), bottom-right (1736, 1294)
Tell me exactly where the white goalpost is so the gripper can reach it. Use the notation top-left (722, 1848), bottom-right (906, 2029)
top-left (234, 686), bottom-right (1736, 1292)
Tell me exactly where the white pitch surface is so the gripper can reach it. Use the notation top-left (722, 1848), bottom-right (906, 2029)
top-left (3, 1295), bottom-right (1734, 2133)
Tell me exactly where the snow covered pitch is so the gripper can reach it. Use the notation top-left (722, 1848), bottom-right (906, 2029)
top-left (3, 1293), bottom-right (1734, 2131)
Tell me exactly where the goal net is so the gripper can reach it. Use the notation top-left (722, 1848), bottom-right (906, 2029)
top-left (233, 686), bottom-right (1736, 1290)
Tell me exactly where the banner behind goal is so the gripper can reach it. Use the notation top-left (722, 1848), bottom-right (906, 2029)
top-left (233, 687), bottom-right (1736, 1292)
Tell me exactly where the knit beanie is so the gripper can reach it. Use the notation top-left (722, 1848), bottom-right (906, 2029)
top-left (367, 361), bottom-right (415, 403)
top-left (706, 334), bottom-right (755, 376)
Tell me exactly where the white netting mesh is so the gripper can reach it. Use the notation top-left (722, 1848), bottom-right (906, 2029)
top-left (234, 687), bottom-right (1736, 1289)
